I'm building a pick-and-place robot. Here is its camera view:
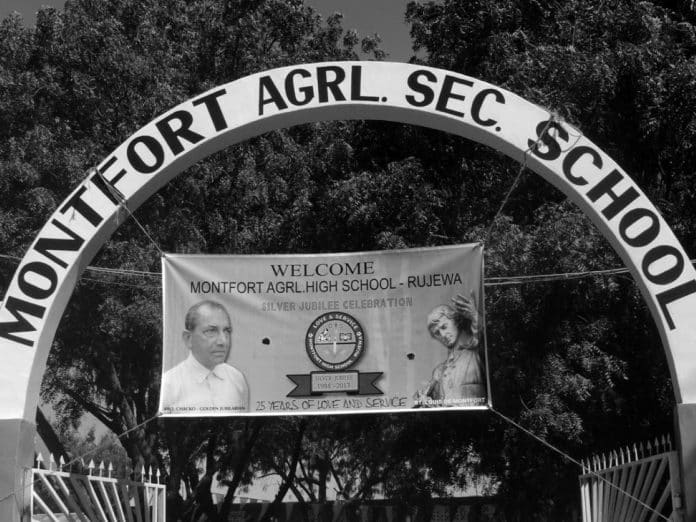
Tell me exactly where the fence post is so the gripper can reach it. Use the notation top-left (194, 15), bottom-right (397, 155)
top-left (675, 404), bottom-right (696, 522)
top-left (0, 419), bottom-right (34, 522)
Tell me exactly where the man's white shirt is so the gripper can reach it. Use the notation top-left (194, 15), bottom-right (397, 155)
top-left (160, 354), bottom-right (249, 412)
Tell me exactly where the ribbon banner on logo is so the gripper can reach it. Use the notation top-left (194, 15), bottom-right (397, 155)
top-left (158, 244), bottom-right (489, 416)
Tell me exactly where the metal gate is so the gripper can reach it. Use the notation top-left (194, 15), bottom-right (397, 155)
top-left (579, 437), bottom-right (683, 522)
top-left (30, 454), bottom-right (165, 522)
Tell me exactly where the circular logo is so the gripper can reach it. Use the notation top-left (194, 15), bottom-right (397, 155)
top-left (305, 312), bottom-right (365, 371)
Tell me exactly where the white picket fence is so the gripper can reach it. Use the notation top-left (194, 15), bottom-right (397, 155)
top-left (31, 453), bottom-right (165, 522)
top-left (579, 436), bottom-right (683, 522)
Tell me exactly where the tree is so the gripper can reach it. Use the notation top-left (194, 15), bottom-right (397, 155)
top-left (0, 0), bottom-right (386, 513)
top-left (403, 0), bottom-right (695, 519)
top-left (3, 0), bottom-right (695, 520)
top-left (57, 425), bottom-right (131, 477)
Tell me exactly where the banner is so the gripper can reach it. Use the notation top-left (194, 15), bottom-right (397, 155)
top-left (158, 244), bottom-right (489, 416)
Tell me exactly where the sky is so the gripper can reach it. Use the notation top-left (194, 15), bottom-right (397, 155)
top-left (0, 0), bottom-right (416, 61)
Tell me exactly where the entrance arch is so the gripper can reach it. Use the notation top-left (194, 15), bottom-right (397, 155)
top-left (2, 62), bottom-right (695, 520)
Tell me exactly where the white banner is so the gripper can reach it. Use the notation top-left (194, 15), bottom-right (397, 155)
top-left (159, 244), bottom-right (489, 416)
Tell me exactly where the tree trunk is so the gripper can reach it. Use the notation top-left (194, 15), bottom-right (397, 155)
top-left (261, 420), bottom-right (307, 521)
top-left (218, 419), bottom-right (265, 520)
top-left (35, 407), bottom-right (69, 464)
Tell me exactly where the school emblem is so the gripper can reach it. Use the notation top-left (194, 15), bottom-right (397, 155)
top-left (305, 312), bottom-right (365, 371)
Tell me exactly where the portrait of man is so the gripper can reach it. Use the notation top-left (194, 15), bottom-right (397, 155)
top-left (160, 299), bottom-right (249, 413)
top-left (415, 293), bottom-right (485, 407)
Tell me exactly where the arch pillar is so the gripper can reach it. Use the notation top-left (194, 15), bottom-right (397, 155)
top-left (0, 420), bottom-right (33, 521)
top-left (676, 405), bottom-right (696, 519)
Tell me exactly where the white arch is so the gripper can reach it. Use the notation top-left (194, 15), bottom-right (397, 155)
top-left (1, 60), bottom-right (694, 421)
